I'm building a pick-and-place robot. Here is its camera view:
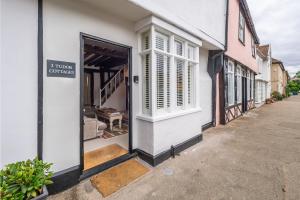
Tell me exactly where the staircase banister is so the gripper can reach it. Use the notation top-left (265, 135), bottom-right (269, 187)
top-left (100, 66), bottom-right (125, 93)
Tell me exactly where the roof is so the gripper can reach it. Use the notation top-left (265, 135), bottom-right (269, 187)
top-left (272, 58), bottom-right (285, 71)
top-left (258, 45), bottom-right (270, 57)
top-left (240, 0), bottom-right (260, 44)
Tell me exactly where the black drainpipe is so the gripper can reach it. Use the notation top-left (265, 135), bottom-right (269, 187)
top-left (207, 0), bottom-right (229, 127)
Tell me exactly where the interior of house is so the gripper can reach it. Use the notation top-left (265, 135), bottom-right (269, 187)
top-left (83, 37), bottom-right (129, 171)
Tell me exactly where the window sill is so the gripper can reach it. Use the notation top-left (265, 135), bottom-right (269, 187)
top-left (136, 107), bottom-right (202, 123)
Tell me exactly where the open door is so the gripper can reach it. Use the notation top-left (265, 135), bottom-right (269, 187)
top-left (80, 33), bottom-right (133, 178)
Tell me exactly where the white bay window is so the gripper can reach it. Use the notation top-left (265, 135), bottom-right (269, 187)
top-left (140, 26), bottom-right (200, 117)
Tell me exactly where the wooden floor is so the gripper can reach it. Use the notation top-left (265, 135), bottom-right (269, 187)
top-left (84, 144), bottom-right (128, 171)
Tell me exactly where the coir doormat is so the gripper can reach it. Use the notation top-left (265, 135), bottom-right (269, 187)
top-left (90, 159), bottom-right (149, 197)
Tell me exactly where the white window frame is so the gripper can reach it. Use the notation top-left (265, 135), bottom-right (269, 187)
top-left (247, 71), bottom-right (250, 101)
top-left (250, 72), bottom-right (254, 100)
top-left (227, 60), bottom-right (235, 106)
top-left (139, 25), bottom-right (200, 119)
top-left (238, 10), bottom-right (245, 44)
top-left (236, 65), bottom-right (242, 103)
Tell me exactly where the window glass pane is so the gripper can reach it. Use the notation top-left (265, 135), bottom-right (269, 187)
top-left (228, 62), bottom-right (235, 105)
top-left (166, 57), bottom-right (170, 108)
top-left (188, 45), bottom-right (195, 60)
top-left (144, 54), bottom-right (150, 109)
top-left (187, 63), bottom-right (194, 105)
top-left (176, 59), bottom-right (184, 107)
top-left (155, 32), bottom-right (169, 52)
top-left (156, 53), bottom-right (165, 109)
top-left (239, 12), bottom-right (245, 42)
top-left (142, 32), bottom-right (150, 50)
top-left (175, 40), bottom-right (183, 56)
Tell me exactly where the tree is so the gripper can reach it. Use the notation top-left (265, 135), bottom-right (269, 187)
top-left (287, 80), bottom-right (300, 94)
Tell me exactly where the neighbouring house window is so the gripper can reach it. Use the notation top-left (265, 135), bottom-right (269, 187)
top-left (251, 37), bottom-right (256, 57)
top-left (140, 27), bottom-right (199, 116)
top-left (238, 11), bottom-right (245, 44)
top-left (251, 72), bottom-right (254, 99)
top-left (236, 65), bottom-right (242, 103)
top-left (227, 61), bottom-right (235, 106)
top-left (247, 71), bottom-right (250, 100)
top-left (255, 81), bottom-right (259, 103)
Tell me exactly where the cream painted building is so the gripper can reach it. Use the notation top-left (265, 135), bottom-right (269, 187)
top-left (255, 45), bottom-right (271, 106)
top-left (1, 0), bottom-right (228, 194)
top-left (271, 58), bottom-right (286, 95)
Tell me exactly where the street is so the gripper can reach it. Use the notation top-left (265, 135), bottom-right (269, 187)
top-left (50, 95), bottom-right (300, 200)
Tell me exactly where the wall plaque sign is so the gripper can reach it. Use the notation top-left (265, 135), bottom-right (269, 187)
top-left (47, 60), bottom-right (76, 78)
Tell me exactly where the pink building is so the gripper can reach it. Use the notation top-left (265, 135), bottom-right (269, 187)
top-left (215, 0), bottom-right (260, 125)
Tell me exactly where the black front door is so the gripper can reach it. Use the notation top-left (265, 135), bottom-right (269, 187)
top-left (242, 77), bottom-right (247, 113)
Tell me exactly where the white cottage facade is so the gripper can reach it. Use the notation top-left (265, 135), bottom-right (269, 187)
top-left (255, 45), bottom-right (271, 107)
top-left (1, 0), bottom-right (227, 193)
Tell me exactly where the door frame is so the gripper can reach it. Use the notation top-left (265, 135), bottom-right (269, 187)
top-left (79, 33), bottom-right (134, 179)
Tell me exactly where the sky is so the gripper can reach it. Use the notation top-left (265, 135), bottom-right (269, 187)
top-left (247, 0), bottom-right (300, 77)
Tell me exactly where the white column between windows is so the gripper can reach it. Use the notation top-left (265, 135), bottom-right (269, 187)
top-left (150, 25), bottom-right (156, 116)
top-left (169, 35), bottom-right (176, 111)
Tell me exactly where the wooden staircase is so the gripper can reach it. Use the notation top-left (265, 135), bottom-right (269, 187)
top-left (100, 67), bottom-right (125, 106)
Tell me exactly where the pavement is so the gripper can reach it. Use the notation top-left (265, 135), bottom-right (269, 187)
top-left (49, 95), bottom-right (300, 200)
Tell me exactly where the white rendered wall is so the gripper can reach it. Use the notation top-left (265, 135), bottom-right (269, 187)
top-left (198, 48), bottom-right (212, 125)
top-left (256, 52), bottom-right (272, 100)
top-left (1, 0), bottom-right (38, 168)
top-left (131, 0), bottom-right (227, 49)
top-left (43, 0), bottom-right (141, 172)
top-left (0, 0), bottom-right (2, 168)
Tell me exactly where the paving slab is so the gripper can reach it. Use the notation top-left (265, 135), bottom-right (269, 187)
top-left (49, 95), bottom-right (300, 200)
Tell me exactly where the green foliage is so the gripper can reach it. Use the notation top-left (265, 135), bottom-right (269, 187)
top-left (296, 71), bottom-right (300, 78)
top-left (0, 158), bottom-right (53, 200)
top-left (287, 80), bottom-right (300, 94)
top-left (285, 87), bottom-right (291, 97)
top-left (272, 91), bottom-right (283, 101)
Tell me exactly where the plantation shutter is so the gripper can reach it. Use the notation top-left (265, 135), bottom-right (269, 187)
top-left (167, 58), bottom-right (171, 108)
top-left (176, 59), bottom-right (184, 107)
top-left (143, 33), bottom-right (150, 50)
top-left (175, 40), bottom-right (183, 56)
top-left (144, 54), bottom-right (150, 110)
top-left (187, 63), bottom-right (194, 105)
top-left (155, 32), bottom-right (169, 52)
top-left (156, 53), bottom-right (165, 109)
top-left (188, 45), bottom-right (195, 60)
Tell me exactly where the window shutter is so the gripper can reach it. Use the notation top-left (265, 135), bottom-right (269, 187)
top-left (156, 53), bottom-right (165, 109)
top-left (144, 54), bottom-right (150, 109)
top-left (175, 40), bottom-right (183, 56)
top-left (143, 33), bottom-right (150, 50)
top-left (176, 59), bottom-right (184, 107)
top-left (188, 45), bottom-right (195, 60)
top-left (155, 32), bottom-right (169, 52)
top-left (167, 58), bottom-right (171, 108)
top-left (187, 63), bottom-right (194, 104)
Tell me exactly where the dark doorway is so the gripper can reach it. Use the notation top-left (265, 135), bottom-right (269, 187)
top-left (80, 33), bottom-right (133, 179)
